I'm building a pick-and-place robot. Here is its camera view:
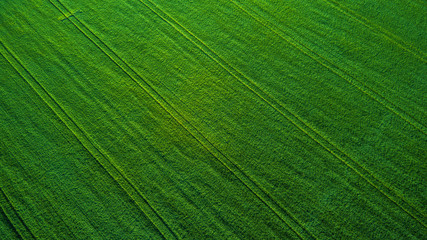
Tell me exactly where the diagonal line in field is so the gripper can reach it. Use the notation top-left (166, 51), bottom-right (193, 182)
top-left (0, 204), bottom-right (22, 239)
top-left (229, 0), bottom-right (427, 226)
top-left (52, 0), bottom-right (312, 238)
top-left (0, 39), bottom-right (171, 240)
top-left (230, 0), bottom-right (426, 135)
top-left (136, 0), bottom-right (427, 228)
top-left (0, 57), bottom-right (124, 239)
top-left (0, 46), bottom-right (94, 240)
top-left (0, 180), bottom-right (36, 239)
top-left (321, 0), bottom-right (426, 62)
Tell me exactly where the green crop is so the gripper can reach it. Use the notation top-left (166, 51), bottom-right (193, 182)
top-left (1, 0), bottom-right (425, 239)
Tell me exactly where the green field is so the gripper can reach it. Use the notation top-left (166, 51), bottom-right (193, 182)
top-left (1, 0), bottom-right (426, 239)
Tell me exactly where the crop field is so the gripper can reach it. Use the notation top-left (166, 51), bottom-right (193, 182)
top-left (0, 0), bottom-right (426, 239)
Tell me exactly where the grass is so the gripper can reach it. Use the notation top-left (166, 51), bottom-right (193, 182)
top-left (0, 0), bottom-right (426, 239)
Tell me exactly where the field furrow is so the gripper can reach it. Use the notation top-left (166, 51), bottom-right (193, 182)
top-left (1, 0), bottom-right (425, 239)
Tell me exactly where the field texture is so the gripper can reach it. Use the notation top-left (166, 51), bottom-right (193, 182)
top-left (1, 0), bottom-right (426, 239)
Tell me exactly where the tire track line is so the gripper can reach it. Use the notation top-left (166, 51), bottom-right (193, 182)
top-left (134, 0), bottom-right (320, 238)
top-left (0, 180), bottom-right (36, 239)
top-left (230, 1), bottom-right (427, 225)
top-left (231, 0), bottom-right (426, 134)
top-left (0, 49), bottom-right (96, 240)
top-left (230, 0), bottom-right (426, 227)
top-left (321, 0), bottom-right (426, 62)
top-left (0, 39), bottom-right (171, 240)
top-left (138, 0), bottom-right (426, 228)
top-left (0, 64), bottom-right (115, 239)
top-left (0, 138), bottom-right (78, 239)
top-left (0, 205), bottom-right (22, 239)
top-left (53, 0), bottom-right (312, 238)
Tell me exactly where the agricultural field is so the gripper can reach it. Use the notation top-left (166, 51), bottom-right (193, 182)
top-left (0, 0), bottom-right (426, 239)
